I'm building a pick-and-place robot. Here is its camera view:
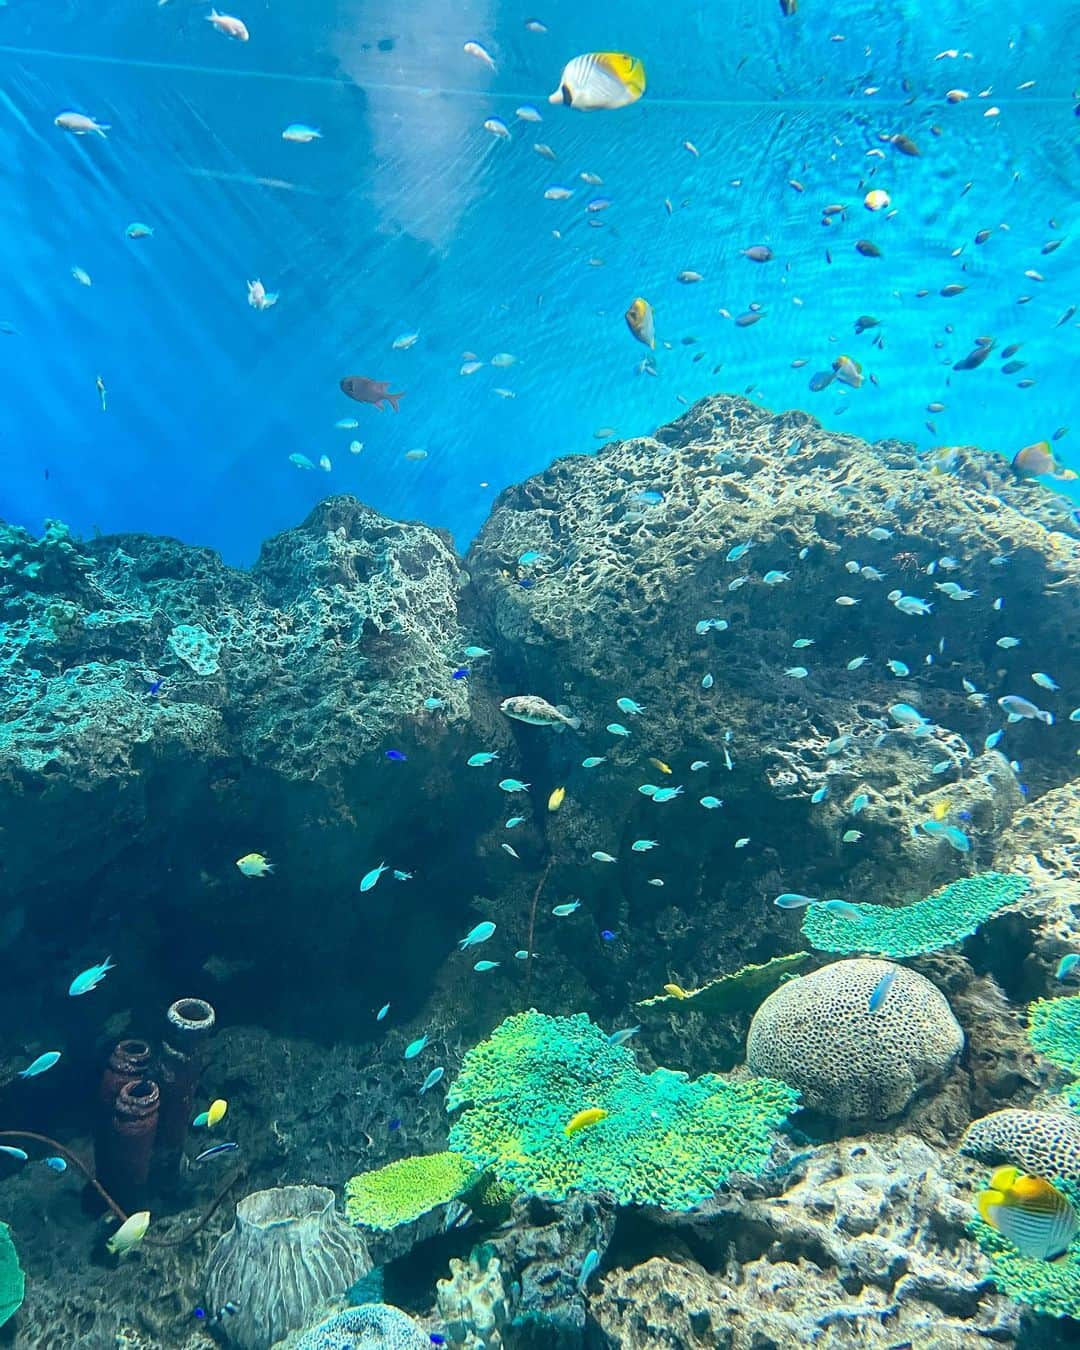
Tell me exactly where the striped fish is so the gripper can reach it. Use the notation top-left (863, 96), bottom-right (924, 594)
top-left (977, 1167), bottom-right (1078, 1261)
top-left (549, 53), bottom-right (646, 111)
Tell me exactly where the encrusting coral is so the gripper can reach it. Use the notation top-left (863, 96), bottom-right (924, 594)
top-left (960, 1108), bottom-right (1080, 1182)
top-left (800, 872), bottom-right (1029, 958)
top-left (1028, 993), bottom-right (1080, 1106)
top-left (746, 958), bottom-right (964, 1122)
top-left (345, 1153), bottom-right (481, 1231)
top-left (446, 1010), bottom-right (798, 1210)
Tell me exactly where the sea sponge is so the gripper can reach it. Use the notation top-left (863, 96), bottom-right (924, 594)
top-left (800, 872), bottom-right (1029, 958)
top-left (166, 622), bottom-right (222, 675)
top-left (971, 1176), bottom-right (1080, 1319)
top-left (295, 1303), bottom-right (431, 1350)
top-left (345, 1153), bottom-right (481, 1231)
top-left (636, 952), bottom-right (811, 1014)
top-left (960, 1109), bottom-right (1080, 1182)
top-left (446, 1009), bottom-right (798, 1211)
top-left (746, 958), bottom-right (963, 1122)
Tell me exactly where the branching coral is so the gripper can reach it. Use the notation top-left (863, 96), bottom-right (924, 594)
top-left (636, 952), bottom-right (810, 1014)
top-left (345, 1153), bottom-right (481, 1231)
top-left (971, 1177), bottom-right (1080, 1319)
top-left (446, 1010), bottom-right (798, 1210)
top-left (800, 872), bottom-right (1029, 958)
top-left (1028, 993), bottom-right (1080, 1107)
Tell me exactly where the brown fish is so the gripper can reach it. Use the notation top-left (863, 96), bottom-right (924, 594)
top-left (1013, 441), bottom-right (1077, 480)
top-left (954, 343), bottom-right (994, 370)
top-left (891, 133), bottom-right (921, 156)
top-left (855, 240), bottom-right (882, 257)
top-left (340, 377), bottom-right (404, 411)
top-left (742, 245), bottom-right (773, 262)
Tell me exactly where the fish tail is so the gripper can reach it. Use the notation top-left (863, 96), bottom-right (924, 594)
top-left (385, 392), bottom-right (403, 412)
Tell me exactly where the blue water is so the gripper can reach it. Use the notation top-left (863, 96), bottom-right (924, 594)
top-left (1, 1), bottom-right (1077, 563)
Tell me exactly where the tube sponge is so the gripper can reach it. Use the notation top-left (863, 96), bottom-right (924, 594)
top-left (446, 1009), bottom-right (798, 1211)
top-left (800, 871), bottom-right (1029, 958)
top-left (345, 1153), bottom-right (481, 1231)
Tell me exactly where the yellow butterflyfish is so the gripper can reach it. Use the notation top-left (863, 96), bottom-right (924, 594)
top-left (549, 53), bottom-right (645, 111)
top-left (976, 1167), bottom-right (1077, 1262)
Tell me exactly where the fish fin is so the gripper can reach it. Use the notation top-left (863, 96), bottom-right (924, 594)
top-left (385, 391), bottom-right (403, 412)
top-left (555, 706), bottom-right (582, 731)
top-left (976, 1190), bottom-right (1005, 1225)
top-left (989, 1166), bottom-right (1021, 1191)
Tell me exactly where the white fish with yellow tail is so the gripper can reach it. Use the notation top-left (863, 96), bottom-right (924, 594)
top-left (549, 53), bottom-right (646, 111)
top-left (976, 1167), bottom-right (1077, 1261)
top-left (107, 1210), bottom-right (151, 1255)
top-left (625, 298), bottom-right (655, 350)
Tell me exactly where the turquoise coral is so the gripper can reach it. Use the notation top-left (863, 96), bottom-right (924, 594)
top-left (0, 1222), bottom-right (24, 1329)
top-left (1028, 994), bottom-right (1080, 1108)
top-left (345, 1153), bottom-right (480, 1230)
top-left (446, 1009), bottom-right (798, 1210)
top-left (800, 872), bottom-right (1028, 958)
top-left (971, 1177), bottom-right (1080, 1319)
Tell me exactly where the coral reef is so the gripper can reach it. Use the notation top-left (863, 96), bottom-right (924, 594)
top-left (291, 1303), bottom-right (431, 1350)
top-left (801, 871), bottom-right (1030, 958)
top-left (635, 952), bottom-right (811, 1014)
top-left (746, 958), bottom-right (964, 1122)
top-left (446, 1010), bottom-right (798, 1209)
top-left (203, 1185), bottom-right (371, 1349)
top-left (345, 1154), bottom-right (481, 1231)
top-left (1028, 993), bottom-right (1080, 1107)
top-left (960, 1108), bottom-right (1080, 1181)
top-left (436, 1248), bottom-right (511, 1350)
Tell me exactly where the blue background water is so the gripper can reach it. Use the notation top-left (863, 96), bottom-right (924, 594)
top-left (1, 1), bottom-right (1076, 564)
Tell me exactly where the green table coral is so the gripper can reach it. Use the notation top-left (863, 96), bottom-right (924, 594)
top-left (446, 1009), bottom-right (798, 1211)
top-left (800, 872), bottom-right (1029, 958)
top-left (971, 1177), bottom-right (1080, 1319)
top-left (345, 1153), bottom-right (480, 1231)
top-left (636, 952), bottom-right (811, 1015)
top-left (1029, 994), bottom-right (1080, 1108)
top-left (0, 1222), bottom-right (24, 1328)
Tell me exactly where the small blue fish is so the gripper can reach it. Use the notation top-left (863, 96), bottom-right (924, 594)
top-left (607, 723), bottom-right (631, 737)
top-left (582, 757), bottom-right (606, 768)
top-left (360, 862), bottom-right (389, 892)
top-left (577, 1248), bottom-right (600, 1292)
top-left (192, 1111), bottom-right (210, 1128)
top-left (638, 784), bottom-right (659, 797)
top-left (931, 760), bottom-right (951, 775)
top-left (377, 1003), bottom-right (390, 1021)
top-left (774, 893), bottom-right (818, 909)
top-left (146, 679), bottom-right (164, 696)
top-left (811, 786), bottom-right (829, 804)
top-left (393, 870), bottom-right (413, 881)
top-left (505, 816), bottom-right (526, 827)
top-left (785, 666), bottom-right (809, 679)
top-left (868, 967), bottom-right (898, 1012)
top-left (851, 793), bottom-right (870, 814)
top-left (690, 760), bottom-right (709, 771)
top-left (606, 1026), bottom-right (640, 1046)
top-left (19, 1051), bottom-right (61, 1078)
top-left (499, 778), bottom-right (530, 792)
top-left (195, 1142), bottom-right (238, 1162)
top-left (842, 829), bottom-right (862, 843)
top-left (514, 949), bottom-right (529, 960)
top-left (886, 659), bottom-right (910, 677)
top-left (600, 929), bottom-right (617, 941)
top-left (518, 577), bottom-right (536, 590)
top-left (726, 541), bottom-right (753, 562)
top-left (518, 551), bottom-right (545, 565)
top-left (44, 1156), bottom-right (67, 1173)
top-left (430, 1336), bottom-right (447, 1347)
top-left (632, 839), bottom-right (658, 852)
top-left (552, 901), bottom-right (581, 916)
top-left (699, 795), bottom-right (723, 809)
top-left (694, 618), bottom-right (729, 635)
top-left (68, 957), bottom-right (115, 997)
top-left (847, 656), bottom-right (868, 670)
top-left (388, 1118), bottom-right (402, 1131)
top-left (616, 698), bottom-right (645, 715)
top-left (474, 959), bottom-right (500, 971)
top-left (384, 749), bottom-right (407, 762)
top-left (1056, 954), bottom-right (1080, 981)
top-left (423, 697), bottom-right (446, 710)
top-left (452, 667), bottom-right (469, 680)
top-left (635, 490), bottom-right (664, 505)
top-left (1032, 672), bottom-right (1060, 692)
top-left (468, 752), bottom-right (499, 766)
top-left (701, 673), bottom-right (714, 689)
top-left (404, 1036), bottom-right (429, 1059)
top-left (763, 570), bottom-right (790, 585)
top-left (943, 825), bottom-right (971, 853)
top-left (821, 899), bottom-right (863, 921)
top-left (792, 638), bottom-right (814, 649)
top-left (463, 646), bottom-right (490, 659)
top-left (459, 921), bottom-right (496, 949)
top-left (652, 786), bottom-right (683, 803)
top-left (0, 1147), bottom-right (28, 1163)
top-left (984, 730), bottom-right (1005, 749)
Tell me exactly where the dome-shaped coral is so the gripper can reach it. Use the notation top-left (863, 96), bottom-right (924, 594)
top-left (746, 958), bottom-right (963, 1122)
top-left (960, 1108), bottom-right (1080, 1182)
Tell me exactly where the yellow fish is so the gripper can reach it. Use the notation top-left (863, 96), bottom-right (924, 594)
top-left (663, 983), bottom-right (690, 1000)
top-left (931, 799), bottom-right (952, 822)
top-left (833, 355), bottom-right (863, 389)
top-left (564, 1107), bottom-right (609, 1137)
top-left (1013, 441), bottom-right (1077, 481)
top-left (625, 298), bottom-right (655, 350)
top-left (977, 1167), bottom-right (1078, 1261)
top-left (106, 1210), bottom-right (151, 1255)
top-left (648, 757), bottom-right (673, 775)
top-left (547, 786), bottom-right (566, 813)
top-left (207, 1098), bottom-right (228, 1128)
top-left (549, 53), bottom-right (645, 111)
top-left (236, 852), bottom-right (273, 878)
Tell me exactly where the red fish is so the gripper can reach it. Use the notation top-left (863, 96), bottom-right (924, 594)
top-left (340, 377), bottom-right (404, 411)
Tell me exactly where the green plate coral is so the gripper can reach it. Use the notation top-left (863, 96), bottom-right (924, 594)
top-left (1029, 994), bottom-right (1080, 1108)
top-left (446, 1009), bottom-right (798, 1211)
top-left (345, 1152), bottom-right (481, 1230)
top-left (636, 952), bottom-right (811, 1015)
top-left (800, 872), bottom-right (1029, 958)
top-left (971, 1177), bottom-right (1080, 1319)
top-left (0, 1222), bottom-right (24, 1329)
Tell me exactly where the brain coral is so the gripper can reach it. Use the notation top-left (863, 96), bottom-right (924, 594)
top-left (746, 958), bottom-right (963, 1122)
top-left (800, 872), bottom-right (1029, 958)
top-left (446, 1009), bottom-right (798, 1210)
top-left (960, 1109), bottom-right (1080, 1182)
top-left (295, 1303), bottom-right (430, 1350)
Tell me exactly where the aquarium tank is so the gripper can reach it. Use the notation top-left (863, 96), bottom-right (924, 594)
top-left (1, 0), bottom-right (1079, 1346)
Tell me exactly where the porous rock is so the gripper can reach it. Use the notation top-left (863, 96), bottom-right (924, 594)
top-left (746, 958), bottom-right (964, 1122)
